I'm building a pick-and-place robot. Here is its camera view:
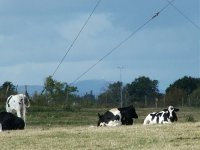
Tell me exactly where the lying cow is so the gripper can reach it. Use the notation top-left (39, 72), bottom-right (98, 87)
top-left (97, 105), bottom-right (138, 127)
top-left (143, 106), bottom-right (179, 125)
top-left (0, 112), bottom-right (25, 132)
top-left (6, 94), bottom-right (30, 123)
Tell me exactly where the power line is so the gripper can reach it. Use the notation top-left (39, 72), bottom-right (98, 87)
top-left (70, 0), bottom-right (175, 85)
top-left (41, 0), bottom-right (101, 95)
top-left (165, 0), bottom-right (200, 31)
top-left (51, 0), bottom-right (102, 77)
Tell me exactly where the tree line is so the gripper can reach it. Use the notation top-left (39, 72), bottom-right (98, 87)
top-left (0, 76), bottom-right (200, 107)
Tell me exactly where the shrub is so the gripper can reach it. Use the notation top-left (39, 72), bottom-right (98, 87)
top-left (185, 114), bottom-right (196, 122)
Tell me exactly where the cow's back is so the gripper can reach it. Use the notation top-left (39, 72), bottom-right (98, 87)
top-left (118, 106), bottom-right (138, 118)
top-left (118, 106), bottom-right (138, 125)
top-left (0, 112), bottom-right (25, 130)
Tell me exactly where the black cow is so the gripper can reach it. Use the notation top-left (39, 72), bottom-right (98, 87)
top-left (143, 106), bottom-right (179, 125)
top-left (97, 105), bottom-right (138, 127)
top-left (0, 112), bottom-right (25, 131)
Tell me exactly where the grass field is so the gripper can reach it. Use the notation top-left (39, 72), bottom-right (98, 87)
top-left (0, 106), bottom-right (200, 150)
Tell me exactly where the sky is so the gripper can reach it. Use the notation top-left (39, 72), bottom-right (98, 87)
top-left (0, 0), bottom-right (199, 91)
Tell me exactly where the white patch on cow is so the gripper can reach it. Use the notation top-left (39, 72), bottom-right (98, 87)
top-left (106, 119), bottom-right (122, 127)
top-left (106, 108), bottom-right (122, 127)
top-left (168, 106), bottom-right (174, 119)
top-left (100, 120), bottom-right (122, 127)
top-left (98, 108), bottom-right (122, 127)
top-left (109, 108), bottom-right (120, 116)
top-left (99, 122), bottom-right (106, 127)
top-left (6, 94), bottom-right (30, 124)
top-left (143, 112), bottom-right (157, 125)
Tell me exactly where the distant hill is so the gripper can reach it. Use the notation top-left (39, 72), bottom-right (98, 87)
top-left (17, 85), bottom-right (44, 95)
top-left (73, 79), bottom-right (111, 96)
top-left (17, 79), bottom-right (111, 96)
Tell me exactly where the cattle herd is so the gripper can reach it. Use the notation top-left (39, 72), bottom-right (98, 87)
top-left (0, 93), bottom-right (181, 132)
top-left (97, 105), bottom-right (179, 126)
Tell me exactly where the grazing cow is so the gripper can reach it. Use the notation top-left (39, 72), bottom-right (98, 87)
top-left (6, 94), bottom-right (30, 122)
top-left (0, 112), bottom-right (25, 132)
top-left (143, 106), bottom-right (179, 125)
top-left (97, 105), bottom-right (138, 127)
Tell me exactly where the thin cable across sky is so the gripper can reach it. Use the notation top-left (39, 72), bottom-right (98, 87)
top-left (51, 0), bottom-right (102, 77)
top-left (70, 0), bottom-right (176, 85)
top-left (165, 0), bottom-right (200, 31)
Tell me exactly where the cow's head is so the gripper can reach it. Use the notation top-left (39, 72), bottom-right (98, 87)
top-left (23, 93), bottom-right (31, 108)
top-left (163, 106), bottom-right (179, 122)
top-left (97, 113), bottom-right (106, 127)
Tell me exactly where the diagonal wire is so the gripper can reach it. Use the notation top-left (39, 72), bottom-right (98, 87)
top-left (70, 0), bottom-right (175, 85)
top-left (52, 0), bottom-right (102, 77)
top-left (41, 0), bottom-right (101, 94)
top-left (165, 0), bottom-right (200, 31)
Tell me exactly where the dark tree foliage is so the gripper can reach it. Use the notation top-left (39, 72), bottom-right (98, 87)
top-left (79, 91), bottom-right (96, 106)
top-left (165, 87), bottom-right (187, 106)
top-left (126, 76), bottom-right (159, 101)
top-left (0, 81), bottom-right (16, 95)
top-left (98, 81), bottom-right (122, 106)
top-left (0, 81), bottom-right (16, 103)
top-left (190, 87), bottom-right (200, 106)
top-left (166, 76), bottom-right (200, 95)
top-left (165, 76), bottom-right (200, 106)
top-left (98, 76), bottom-right (160, 107)
top-left (83, 91), bottom-right (95, 101)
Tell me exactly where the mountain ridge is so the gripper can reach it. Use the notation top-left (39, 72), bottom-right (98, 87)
top-left (17, 79), bottom-right (111, 96)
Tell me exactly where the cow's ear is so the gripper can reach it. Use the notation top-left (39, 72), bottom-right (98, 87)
top-left (163, 108), bottom-right (168, 111)
top-left (174, 108), bottom-right (179, 112)
top-left (98, 113), bottom-right (101, 118)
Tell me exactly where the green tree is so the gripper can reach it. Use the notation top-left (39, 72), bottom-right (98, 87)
top-left (98, 81), bottom-right (122, 106)
top-left (165, 76), bottom-right (200, 106)
top-left (188, 87), bottom-right (200, 106)
top-left (44, 76), bottom-right (55, 96)
top-left (165, 87), bottom-right (187, 106)
top-left (0, 81), bottom-right (16, 103)
top-left (126, 76), bottom-right (159, 105)
top-left (166, 76), bottom-right (200, 95)
top-left (43, 76), bottom-right (77, 104)
top-left (80, 91), bottom-right (96, 106)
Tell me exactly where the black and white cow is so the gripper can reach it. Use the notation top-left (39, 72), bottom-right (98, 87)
top-left (143, 106), bottom-right (179, 125)
top-left (6, 94), bottom-right (30, 123)
top-left (97, 105), bottom-right (138, 127)
top-left (0, 112), bottom-right (25, 132)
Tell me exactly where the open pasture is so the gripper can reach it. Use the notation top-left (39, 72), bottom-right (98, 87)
top-left (25, 106), bottom-right (200, 126)
top-left (0, 106), bottom-right (200, 150)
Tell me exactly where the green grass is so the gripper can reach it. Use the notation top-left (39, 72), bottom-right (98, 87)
top-left (26, 106), bottom-right (105, 127)
top-left (0, 106), bottom-right (200, 150)
top-left (25, 106), bottom-right (200, 127)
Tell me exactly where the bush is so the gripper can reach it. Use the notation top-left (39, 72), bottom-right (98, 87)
top-left (185, 114), bottom-right (196, 122)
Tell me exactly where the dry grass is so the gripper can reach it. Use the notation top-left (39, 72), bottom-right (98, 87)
top-left (0, 106), bottom-right (199, 149)
top-left (0, 122), bottom-right (200, 150)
